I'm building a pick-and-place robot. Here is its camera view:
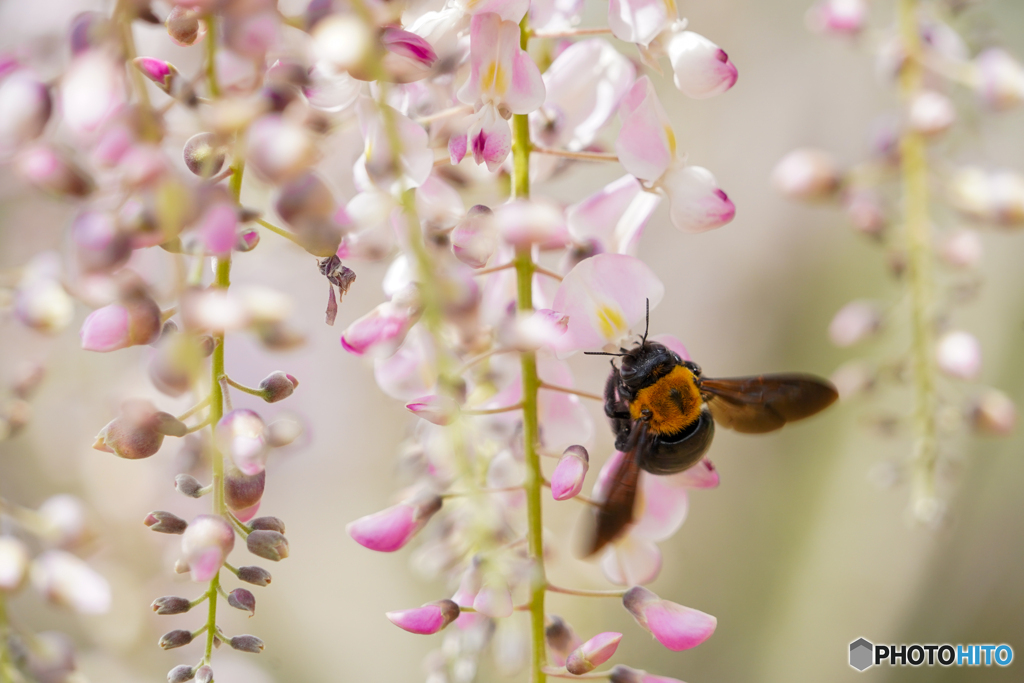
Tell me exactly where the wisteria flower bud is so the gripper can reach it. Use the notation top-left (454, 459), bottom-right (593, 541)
top-left (473, 573), bottom-right (513, 618)
top-left (551, 445), bottom-right (589, 501)
top-left (805, 0), bottom-right (867, 36)
top-left (970, 389), bottom-right (1017, 436)
top-left (546, 616), bottom-right (582, 666)
top-left (940, 229), bottom-right (983, 268)
top-left (247, 530), bottom-right (289, 562)
top-left (609, 665), bottom-right (684, 683)
top-left (974, 48), bottom-right (1024, 111)
top-left (225, 467), bottom-right (265, 521)
top-left (347, 494), bottom-right (443, 552)
top-left (0, 71), bottom-right (52, 149)
top-left (566, 632), bottom-right (623, 675)
top-left (381, 27), bottom-right (439, 83)
top-left (181, 515), bottom-right (235, 582)
top-left (936, 330), bottom-right (981, 380)
top-left (194, 665), bottom-right (213, 683)
top-left (228, 588), bottom-right (256, 616)
top-left (275, 172), bottom-right (335, 225)
top-left (502, 309), bottom-right (570, 352)
top-left (166, 6), bottom-right (204, 46)
top-left (312, 14), bottom-right (375, 75)
top-left (246, 114), bottom-right (318, 184)
top-left (341, 298), bottom-right (420, 358)
top-left (175, 474), bottom-right (203, 498)
top-left (406, 395), bottom-right (460, 426)
top-left (250, 517), bottom-right (286, 534)
top-left (159, 630), bottom-right (193, 650)
top-left (72, 210), bottom-right (131, 273)
top-left (828, 300), bottom-right (881, 347)
top-left (134, 58), bottom-right (178, 94)
top-left (772, 148), bottom-right (841, 201)
top-left (30, 550), bottom-right (111, 614)
top-left (38, 495), bottom-right (87, 547)
top-left (622, 586), bottom-right (717, 651)
top-left (14, 278), bottom-right (73, 335)
top-left (183, 132), bottom-right (226, 178)
top-left (662, 165), bottom-right (735, 233)
top-left (842, 189), bottom-right (886, 237)
top-left (266, 417), bottom-right (303, 448)
top-left (217, 409), bottom-right (268, 476)
top-left (666, 32), bottom-right (738, 99)
top-left (16, 146), bottom-right (94, 197)
top-left (229, 635), bottom-right (264, 654)
top-left (948, 167), bottom-right (1024, 226)
top-left (237, 226), bottom-right (260, 253)
top-left (94, 399), bottom-right (185, 459)
top-left (258, 371), bottom-right (299, 403)
top-left (0, 536), bottom-right (30, 592)
top-left (152, 596), bottom-right (192, 615)
top-left (167, 664), bottom-right (195, 683)
top-left (145, 511), bottom-right (188, 534)
top-left (80, 293), bottom-right (162, 352)
top-left (908, 90), bottom-right (956, 137)
top-left (451, 205), bottom-right (497, 268)
top-left (237, 565), bottom-right (272, 587)
top-left (386, 599), bottom-right (460, 634)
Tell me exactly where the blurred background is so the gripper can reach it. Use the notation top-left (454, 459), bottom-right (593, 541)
top-left (1, 0), bottom-right (1024, 681)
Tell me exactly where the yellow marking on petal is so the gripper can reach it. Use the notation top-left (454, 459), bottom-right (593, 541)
top-left (595, 304), bottom-right (628, 341)
top-left (664, 125), bottom-right (677, 158)
top-left (483, 61), bottom-right (508, 97)
top-left (663, 0), bottom-right (678, 18)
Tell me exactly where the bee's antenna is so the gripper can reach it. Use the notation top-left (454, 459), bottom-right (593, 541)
top-left (641, 298), bottom-right (650, 346)
top-left (584, 351), bottom-right (625, 357)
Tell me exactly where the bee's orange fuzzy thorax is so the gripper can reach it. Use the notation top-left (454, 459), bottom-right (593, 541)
top-left (629, 365), bottom-right (702, 436)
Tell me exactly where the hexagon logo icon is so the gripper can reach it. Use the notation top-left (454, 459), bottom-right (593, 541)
top-left (850, 638), bottom-right (874, 671)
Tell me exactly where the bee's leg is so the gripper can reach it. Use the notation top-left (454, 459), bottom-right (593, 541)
top-left (603, 365), bottom-right (630, 420)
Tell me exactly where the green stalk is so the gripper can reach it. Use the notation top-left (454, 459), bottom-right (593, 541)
top-left (513, 15), bottom-right (546, 683)
top-left (897, 0), bottom-right (938, 520)
top-left (0, 593), bottom-right (9, 683)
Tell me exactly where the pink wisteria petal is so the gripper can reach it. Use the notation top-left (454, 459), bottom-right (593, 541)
top-left (341, 301), bottom-right (416, 358)
top-left (608, 0), bottom-right (677, 47)
top-left (551, 253), bottom-right (665, 354)
top-left (566, 632), bottom-right (623, 674)
top-left (539, 39), bottom-right (636, 149)
top-left (567, 175), bottom-right (661, 255)
top-left (386, 600), bottom-right (460, 634)
top-left (616, 77), bottom-right (674, 182)
top-left (347, 504), bottom-right (420, 552)
top-left (461, 0), bottom-right (530, 22)
top-left (381, 27), bottom-right (438, 83)
top-left (197, 202), bottom-right (238, 256)
top-left (662, 165), bottom-right (736, 232)
top-left (80, 304), bottom-right (130, 352)
top-left (357, 98), bottom-right (432, 189)
top-left (600, 536), bottom-right (663, 586)
top-left (449, 132), bottom-right (468, 165)
top-left (667, 31), bottom-right (738, 99)
top-left (374, 326), bottom-right (439, 400)
top-left (649, 333), bottom-right (691, 361)
top-left (494, 198), bottom-right (568, 248)
top-left (644, 601), bottom-right (717, 651)
top-left (506, 46), bottom-right (546, 115)
top-left (467, 104), bottom-right (513, 172)
top-left (459, 13), bottom-right (544, 114)
top-left (632, 474), bottom-right (689, 541)
top-left (61, 52), bottom-right (126, 138)
top-left (550, 446), bottom-right (589, 501)
top-left (666, 458), bottom-right (719, 489)
top-left (407, 394), bottom-right (461, 426)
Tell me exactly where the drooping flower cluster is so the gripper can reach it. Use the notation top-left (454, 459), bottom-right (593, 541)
top-left (776, 0), bottom-right (1018, 524)
top-left (330, 0), bottom-right (740, 680)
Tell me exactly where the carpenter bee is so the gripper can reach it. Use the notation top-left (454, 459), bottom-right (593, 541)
top-left (581, 306), bottom-right (838, 556)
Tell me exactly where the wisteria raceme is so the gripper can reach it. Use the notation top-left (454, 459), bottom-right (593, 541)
top-left (0, 0), bottom-right (754, 679)
top-left (777, 0), bottom-right (1019, 525)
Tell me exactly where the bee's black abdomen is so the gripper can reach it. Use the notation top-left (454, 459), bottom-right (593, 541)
top-left (637, 410), bottom-right (715, 475)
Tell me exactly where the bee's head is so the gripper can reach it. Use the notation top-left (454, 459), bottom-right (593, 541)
top-left (617, 340), bottom-right (698, 390)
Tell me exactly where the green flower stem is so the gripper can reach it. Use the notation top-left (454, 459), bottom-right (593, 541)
top-left (546, 585), bottom-right (627, 598)
top-left (205, 14), bottom-right (221, 99)
top-left (897, 0), bottom-right (939, 520)
top-left (0, 593), bottom-right (9, 683)
top-left (114, 0), bottom-right (159, 142)
top-left (223, 376), bottom-right (264, 398)
top-left (531, 147), bottom-right (618, 163)
top-left (514, 15), bottom-right (547, 683)
top-left (256, 218), bottom-right (303, 246)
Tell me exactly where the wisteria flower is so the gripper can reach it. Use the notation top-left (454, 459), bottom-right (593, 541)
top-left (550, 253), bottom-right (664, 356)
top-left (566, 175), bottom-right (662, 258)
top-left (617, 77), bottom-right (735, 232)
top-left (451, 13), bottom-right (546, 171)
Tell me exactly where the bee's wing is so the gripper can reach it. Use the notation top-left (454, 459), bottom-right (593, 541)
top-left (579, 425), bottom-right (648, 558)
top-left (700, 374), bottom-right (838, 434)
